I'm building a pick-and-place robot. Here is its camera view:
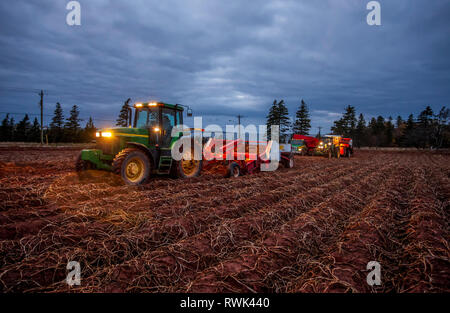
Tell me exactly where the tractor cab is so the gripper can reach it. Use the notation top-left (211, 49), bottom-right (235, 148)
top-left (133, 102), bottom-right (186, 149)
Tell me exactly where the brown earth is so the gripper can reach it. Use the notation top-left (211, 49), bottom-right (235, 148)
top-left (0, 148), bottom-right (448, 292)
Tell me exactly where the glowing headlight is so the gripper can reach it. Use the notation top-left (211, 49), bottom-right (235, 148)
top-left (153, 127), bottom-right (160, 132)
top-left (149, 102), bottom-right (158, 106)
top-left (102, 132), bottom-right (112, 138)
top-left (95, 132), bottom-right (100, 137)
top-left (135, 103), bottom-right (143, 107)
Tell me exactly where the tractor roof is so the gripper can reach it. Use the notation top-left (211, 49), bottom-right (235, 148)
top-left (133, 102), bottom-right (184, 111)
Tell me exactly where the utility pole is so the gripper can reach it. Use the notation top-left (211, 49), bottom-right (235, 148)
top-left (318, 126), bottom-right (322, 139)
top-left (39, 90), bottom-right (44, 145)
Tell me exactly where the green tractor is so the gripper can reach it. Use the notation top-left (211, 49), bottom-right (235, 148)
top-left (76, 101), bottom-right (202, 185)
top-left (315, 135), bottom-right (341, 159)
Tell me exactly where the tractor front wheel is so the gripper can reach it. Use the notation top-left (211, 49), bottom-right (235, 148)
top-left (113, 148), bottom-right (151, 185)
top-left (75, 152), bottom-right (94, 171)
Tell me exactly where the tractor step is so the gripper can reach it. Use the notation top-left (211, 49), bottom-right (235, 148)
top-left (157, 156), bottom-right (172, 174)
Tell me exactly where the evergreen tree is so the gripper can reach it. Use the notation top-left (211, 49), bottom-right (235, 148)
top-left (9, 117), bottom-right (15, 141)
top-left (29, 118), bottom-right (41, 142)
top-left (394, 115), bottom-right (405, 146)
top-left (293, 99), bottom-right (311, 135)
top-left (396, 116), bottom-right (403, 128)
top-left (116, 98), bottom-right (131, 127)
top-left (82, 117), bottom-right (96, 142)
top-left (0, 114), bottom-right (12, 141)
top-left (331, 105), bottom-right (357, 137)
top-left (15, 114), bottom-right (31, 142)
top-left (266, 99), bottom-right (290, 141)
top-left (355, 113), bottom-right (366, 147)
top-left (402, 114), bottom-right (416, 147)
top-left (385, 116), bottom-right (394, 146)
top-left (50, 102), bottom-right (64, 142)
top-left (417, 106), bottom-right (434, 147)
top-left (434, 107), bottom-right (449, 148)
top-left (65, 105), bottom-right (82, 142)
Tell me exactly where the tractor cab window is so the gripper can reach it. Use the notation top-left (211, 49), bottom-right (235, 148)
top-left (291, 139), bottom-right (304, 146)
top-left (135, 108), bottom-right (159, 129)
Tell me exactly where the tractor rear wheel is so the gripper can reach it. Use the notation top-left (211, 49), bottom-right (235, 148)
top-left (113, 148), bottom-right (151, 185)
top-left (177, 143), bottom-right (203, 178)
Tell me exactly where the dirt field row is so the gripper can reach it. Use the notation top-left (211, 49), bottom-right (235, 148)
top-left (0, 148), bottom-right (448, 292)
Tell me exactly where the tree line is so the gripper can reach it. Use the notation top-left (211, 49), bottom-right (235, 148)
top-left (266, 99), bottom-right (450, 148)
top-left (0, 99), bottom-right (133, 143)
top-left (0, 103), bottom-right (96, 143)
top-left (1, 98), bottom-right (449, 148)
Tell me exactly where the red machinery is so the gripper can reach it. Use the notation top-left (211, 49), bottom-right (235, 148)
top-left (339, 137), bottom-right (353, 157)
top-left (202, 138), bottom-right (294, 177)
top-left (291, 134), bottom-right (319, 155)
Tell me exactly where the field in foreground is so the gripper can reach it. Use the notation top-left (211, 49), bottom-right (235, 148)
top-left (0, 148), bottom-right (448, 292)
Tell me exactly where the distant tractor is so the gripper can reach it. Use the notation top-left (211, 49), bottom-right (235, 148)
top-left (290, 134), bottom-right (319, 155)
top-left (315, 135), bottom-right (353, 159)
top-left (76, 101), bottom-right (202, 185)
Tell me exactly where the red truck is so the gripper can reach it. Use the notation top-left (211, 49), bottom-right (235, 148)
top-left (290, 134), bottom-right (319, 155)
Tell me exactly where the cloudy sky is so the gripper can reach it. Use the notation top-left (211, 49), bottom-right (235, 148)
top-left (0, 0), bottom-right (449, 132)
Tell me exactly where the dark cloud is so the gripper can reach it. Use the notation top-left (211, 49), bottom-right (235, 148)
top-left (0, 0), bottom-right (449, 132)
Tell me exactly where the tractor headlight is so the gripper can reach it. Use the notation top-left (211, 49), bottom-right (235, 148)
top-left (102, 131), bottom-right (112, 138)
top-left (153, 127), bottom-right (160, 132)
top-left (95, 132), bottom-right (100, 137)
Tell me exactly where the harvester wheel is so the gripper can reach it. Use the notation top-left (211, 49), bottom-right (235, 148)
top-left (75, 152), bottom-right (94, 171)
top-left (113, 148), bottom-right (151, 185)
top-left (226, 162), bottom-right (241, 178)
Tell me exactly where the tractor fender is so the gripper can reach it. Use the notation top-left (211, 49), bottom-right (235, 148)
top-left (125, 142), bottom-right (155, 167)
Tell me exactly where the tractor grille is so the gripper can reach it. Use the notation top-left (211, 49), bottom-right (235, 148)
top-left (96, 138), bottom-right (118, 155)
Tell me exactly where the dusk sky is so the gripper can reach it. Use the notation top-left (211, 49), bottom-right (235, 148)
top-left (0, 0), bottom-right (449, 133)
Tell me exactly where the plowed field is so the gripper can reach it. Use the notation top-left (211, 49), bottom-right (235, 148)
top-left (0, 147), bottom-right (448, 292)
